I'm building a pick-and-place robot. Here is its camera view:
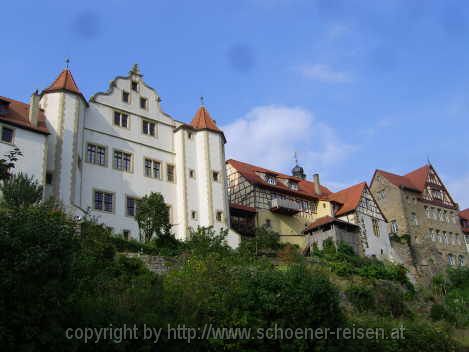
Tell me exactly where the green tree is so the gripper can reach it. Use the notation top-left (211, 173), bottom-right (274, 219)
top-left (239, 226), bottom-right (281, 256)
top-left (0, 148), bottom-right (22, 181)
top-left (135, 192), bottom-right (172, 243)
top-left (0, 204), bottom-right (77, 350)
top-left (0, 172), bottom-right (43, 209)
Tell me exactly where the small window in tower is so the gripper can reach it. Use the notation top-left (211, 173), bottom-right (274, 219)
top-left (188, 132), bottom-right (192, 139)
top-left (213, 171), bottom-right (219, 182)
top-left (191, 211), bottom-right (198, 220)
top-left (131, 81), bottom-right (139, 92)
top-left (122, 90), bottom-right (130, 103)
top-left (216, 211), bottom-right (223, 222)
top-left (140, 97), bottom-right (148, 110)
top-left (189, 169), bottom-right (195, 179)
top-left (1, 126), bottom-right (14, 143)
top-left (46, 172), bottom-right (53, 185)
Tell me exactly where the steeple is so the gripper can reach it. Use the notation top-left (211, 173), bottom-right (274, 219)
top-left (43, 68), bottom-right (83, 96)
top-left (291, 152), bottom-right (306, 179)
top-left (190, 104), bottom-right (222, 133)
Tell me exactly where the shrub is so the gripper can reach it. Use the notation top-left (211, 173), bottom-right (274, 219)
top-left (346, 284), bottom-right (375, 312)
top-left (239, 226), bottom-right (281, 257)
top-left (0, 172), bottom-right (43, 208)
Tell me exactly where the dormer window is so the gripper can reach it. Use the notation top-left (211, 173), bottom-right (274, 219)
top-left (265, 174), bottom-right (276, 185)
top-left (131, 81), bottom-right (139, 92)
top-left (289, 181), bottom-right (299, 190)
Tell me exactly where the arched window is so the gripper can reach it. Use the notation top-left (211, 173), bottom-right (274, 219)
top-left (458, 255), bottom-right (465, 267)
top-left (448, 254), bottom-right (455, 266)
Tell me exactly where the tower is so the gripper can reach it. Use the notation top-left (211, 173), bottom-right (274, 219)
top-left (40, 67), bottom-right (87, 209)
top-left (291, 153), bottom-right (306, 179)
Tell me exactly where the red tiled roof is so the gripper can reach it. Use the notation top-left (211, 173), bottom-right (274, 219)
top-left (459, 209), bottom-right (469, 221)
top-left (373, 165), bottom-right (431, 193)
top-left (374, 169), bottom-right (421, 192)
top-left (0, 96), bottom-right (49, 135)
top-left (190, 106), bottom-right (222, 133)
top-left (328, 182), bottom-right (366, 217)
top-left (44, 69), bottom-right (82, 95)
top-left (230, 203), bottom-right (257, 214)
top-left (227, 159), bottom-right (332, 200)
top-left (303, 215), bottom-right (359, 233)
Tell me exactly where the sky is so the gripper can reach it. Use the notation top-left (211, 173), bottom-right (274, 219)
top-left (2, 0), bottom-right (469, 208)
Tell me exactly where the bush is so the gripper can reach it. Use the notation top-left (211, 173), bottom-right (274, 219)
top-left (0, 172), bottom-right (43, 208)
top-left (346, 284), bottom-right (375, 312)
top-left (185, 226), bottom-right (231, 257)
top-left (239, 226), bottom-right (281, 257)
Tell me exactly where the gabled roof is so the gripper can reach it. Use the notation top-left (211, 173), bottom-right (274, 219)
top-left (373, 169), bottom-right (422, 192)
top-left (190, 106), bottom-right (222, 132)
top-left (0, 96), bottom-right (49, 135)
top-left (460, 209), bottom-right (469, 221)
top-left (328, 182), bottom-right (367, 217)
top-left (303, 215), bottom-right (359, 233)
top-left (227, 159), bottom-right (332, 200)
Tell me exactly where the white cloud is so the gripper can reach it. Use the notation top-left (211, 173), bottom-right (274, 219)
top-left (448, 175), bottom-right (469, 210)
top-left (297, 64), bottom-right (352, 83)
top-left (223, 105), bottom-right (355, 178)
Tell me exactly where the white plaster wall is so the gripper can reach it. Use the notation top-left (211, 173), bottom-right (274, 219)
top-left (359, 214), bottom-right (392, 259)
top-left (0, 125), bottom-right (47, 184)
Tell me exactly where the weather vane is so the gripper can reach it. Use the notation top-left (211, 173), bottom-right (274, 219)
top-left (65, 58), bottom-right (70, 69)
top-left (294, 152), bottom-right (298, 165)
top-left (200, 96), bottom-right (205, 106)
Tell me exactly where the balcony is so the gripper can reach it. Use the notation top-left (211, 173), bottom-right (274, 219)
top-left (270, 198), bottom-right (301, 215)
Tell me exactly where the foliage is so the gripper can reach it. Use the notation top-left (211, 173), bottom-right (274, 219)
top-left (185, 226), bottom-right (230, 256)
top-left (135, 192), bottom-right (172, 242)
top-left (238, 226), bottom-right (281, 257)
top-left (276, 243), bottom-right (303, 263)
top-left (0, 204), bottom-right (77, 350)
top-left (0, 147), bottom-right (22, 181)
top-left (432, 274), bottom-right (450, 297)
top-left (0, 172), bottom-right (43, 208)
top-left (346, 284), bottom-right (375, 312)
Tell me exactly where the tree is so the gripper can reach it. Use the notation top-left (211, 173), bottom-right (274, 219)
top-left (0, 148), bottom-right (22, 181)
top-left (239, 226), bottom-right (281, 256)
top-left (135, 192), bottom-right (172, 243)
top-left (0, 204), bottom-right (77, 350)
top-left (0, 173), bottom-right (43, 209)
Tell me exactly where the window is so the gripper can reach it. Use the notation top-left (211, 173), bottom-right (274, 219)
top-left (372, 218), bottom-right (380, 237)
top-left (377, 190), bottom-right (385, 200)
top-left (438, 209), bottom-right (445, 222)
top-left (189, 169), bottom-right (195, 178)
top-left (425, 206), bottom-right (432, 219)
top-left (114, 111), bottom-right (129, 128)
top-left (123, 230), bottom-right (130, 240)
top-left (265, 219), bottom-right (272, 228)
top-left (131, 81), bottom-right (139, 92)
top-left (391, 220), bottom-right (398, 233)
top-left (144, 158), bottom-right (161, 179)
top-left (167, 205), bottom-right (173, 224)
top-left (289, 181), bottom-right (299, 190)
top-left (188, 132), bottom-right (192, 139)
top-left (94, 190), bottom-right (114, 212)
top-left (432, 208), bottom-right (438, 220)
top-left (191, 211), bottom-right (198, 220)
top-left (216, 211), bottom-right (223, 222)
top-left (46, 172), bottom-right (53, 185)
top-left (459, 255), bottom-right (465, 266)
top-left (167, 164), bottom-right (175, 182)
top-left (265, 175), bottom-right (276, 185)
top-left (126, 196), bottom-right (137, 217)
top-left (213, 171), bottom-right (219, 182)
top-left (443, 232), bottom-right (448, 244)
top-left (113, 150), bottom-right (132, 172)
top-left (1, 126), bottom-right (14, 143)
top-left (122, 90), bottom-right (130, 103)
top-left (436, 230), bottom-right (442, 242)
top-left (86, 143), bottom-right (106, 166)
top-left (142, 119), bottom-right (156, 136)
top-left (140, 97), bottom-right (148, 110)
top-left (430, 228), bottom-right (436, 242)
top-left (448, 254), bottom-right (455, 266)
top-left (411, 212), bottom-right (418, 225)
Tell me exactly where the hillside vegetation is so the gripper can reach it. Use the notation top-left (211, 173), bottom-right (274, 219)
top-left (0, 173), bottom-right (468, 351)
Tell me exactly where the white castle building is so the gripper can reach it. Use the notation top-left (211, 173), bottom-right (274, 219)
top-left (0, 65), bottom-right (240, 247)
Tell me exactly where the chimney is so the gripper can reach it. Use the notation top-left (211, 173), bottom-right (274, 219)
top-left (29, 90), bottom-right (40, 127)
top-left (313, 173), bottom-right (321, 196)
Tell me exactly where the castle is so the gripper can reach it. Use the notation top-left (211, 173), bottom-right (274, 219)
top-left (1, 64), bottom-right (467, 280)
top-left (0, 65), bottom-right (239, 247)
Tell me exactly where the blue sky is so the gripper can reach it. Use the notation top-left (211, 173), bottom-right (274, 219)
top-left (2, 0), bottom-right (469, 208)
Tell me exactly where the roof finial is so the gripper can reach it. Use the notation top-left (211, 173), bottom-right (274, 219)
top-left (65, 58), bottom-right (70, 69)
top-left (130, 64), bottom-right (142, 76)
top-left (200, 96), bottom-right (205, 107)
top-left (427, 155), bottom-right (432, 166)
